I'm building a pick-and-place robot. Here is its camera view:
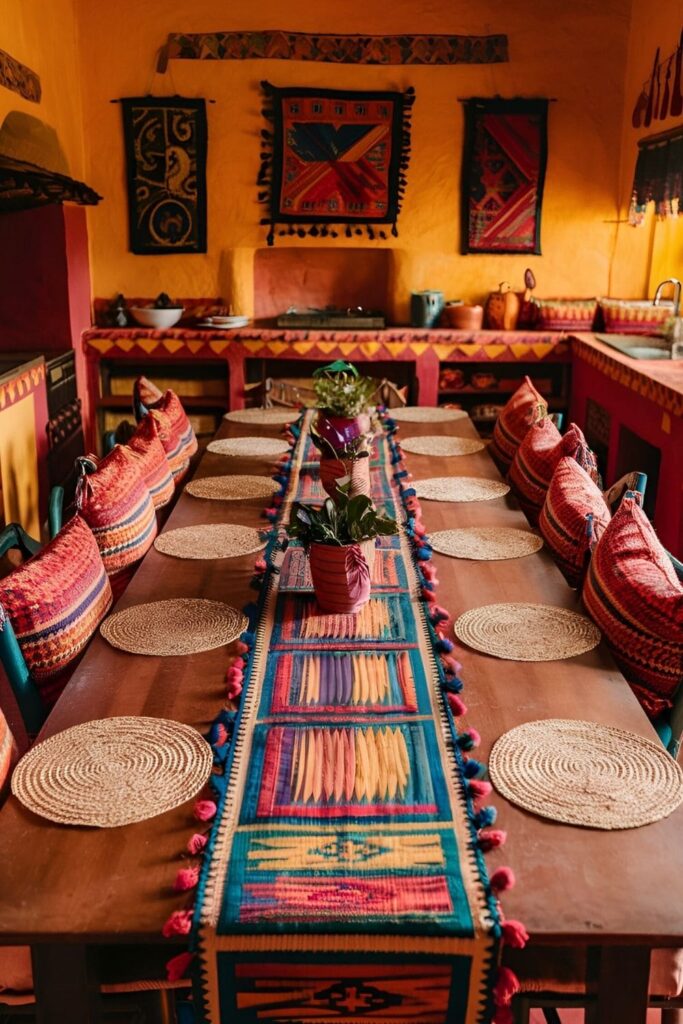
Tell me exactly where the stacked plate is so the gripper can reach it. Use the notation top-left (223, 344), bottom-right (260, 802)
top-left (199, 315), bottom-right (250, 330)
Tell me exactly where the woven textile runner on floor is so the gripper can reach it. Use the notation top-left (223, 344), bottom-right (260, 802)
top-left (193, 411), bottom-right (500, 1023)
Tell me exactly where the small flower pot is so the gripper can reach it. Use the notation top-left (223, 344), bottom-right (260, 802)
top-left (309, 540), bottom-right (375, 613)
top-left (319, 454), bottom-right (371, 500)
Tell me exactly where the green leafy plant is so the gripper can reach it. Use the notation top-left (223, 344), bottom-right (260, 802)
top-left (313, 361), bottom-right (376, 418)
top-left (288, 483), bottom-right (398, 547)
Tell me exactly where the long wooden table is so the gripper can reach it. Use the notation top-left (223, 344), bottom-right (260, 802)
top-left (0, 411), bottom-right (681, 1024)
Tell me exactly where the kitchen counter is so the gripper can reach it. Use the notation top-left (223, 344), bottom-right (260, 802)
top-left (571, 332), bottom-right (683, 416)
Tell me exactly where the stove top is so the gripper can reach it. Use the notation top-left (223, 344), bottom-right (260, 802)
top-left (277, 306), bottom-right (386, 330)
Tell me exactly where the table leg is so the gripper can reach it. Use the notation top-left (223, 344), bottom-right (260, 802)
top-left (585, 945), bottom-right (650, 1024)
top-left (32, 943), bottom-right (102, 1024)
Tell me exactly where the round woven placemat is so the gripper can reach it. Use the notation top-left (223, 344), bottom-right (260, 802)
top-left (101, 599), bottom-right (247, 656)
top-left (391, 407), bottom-right (469, 423)
top-left (455, 602), bottom-right (601, 661)
top-left (489, 719), bottom-right (683, 830)
top-left (399, 435), bottom-right (484, 457)
top-left (414, 477), bottom-right (510, 503)
top-left (223, 408), bottom-right (296, 425)
top-left (11, 716), bottom-right (214, 828)
top-left (207, 437), bottom-right (290, 458)
top-left (429, 527), bottom-right (543, 561)
top-left (186, 474), bottom-right (275, 502)
top-left (155, 524), bottom-right (266, 560)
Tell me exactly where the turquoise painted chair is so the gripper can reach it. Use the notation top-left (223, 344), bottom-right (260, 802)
top-left (0, 525), bottom-right (47, 735)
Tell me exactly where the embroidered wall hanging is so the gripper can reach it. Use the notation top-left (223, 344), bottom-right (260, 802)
top-left (0, 48), bottom-right (41, 103)
top-left (460, 98), bottom-right (548, 255)
top-left (121, 97), bottom-right (207, 255)
top-left (159, 30), bottom-right (508, 69)
top-left (259, 82), bottom-right (414, 245)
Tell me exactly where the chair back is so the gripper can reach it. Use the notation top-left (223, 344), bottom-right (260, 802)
top-left (603, 471), bottom-right (647, 514)
top-left (0, 525), bottom-right (46, 735)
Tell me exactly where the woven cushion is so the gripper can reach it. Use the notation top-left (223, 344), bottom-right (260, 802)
top-left (0, 516), bottom-right (112, 706)
top-left (508, 420), bottom-right (597, 525)
top-left (539, 457), bottom-right (611, 588)
top-left (155, 390), bottom-right (198, 461)
top-left (76, 445), bottom-right (157, 576)
top-left (134, 375), bottom-right (164, 409)
top-left (489, 375), bottom-right (548, 473)
top-left (127, 415), bottom-right (175, 509)
top-left (583, 496), bottom-right (683, 718)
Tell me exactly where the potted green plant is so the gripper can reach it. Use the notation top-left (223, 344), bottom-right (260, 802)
top-left (313, 360), bottom-right (377, 500)
top-left (288, 485), bottom-right (398, 613)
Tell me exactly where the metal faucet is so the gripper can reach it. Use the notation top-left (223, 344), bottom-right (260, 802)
top-left (653, 278), bottom-right (683, 355)
top-left (653, 277), bottom-right (682, 315)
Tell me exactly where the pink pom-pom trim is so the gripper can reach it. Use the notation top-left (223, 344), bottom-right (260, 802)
top-left (478, 829), bottom-right (507, 851)
top-left (174, 866), bottom-right (200, 892)
top-left (226, 678), bottom-right (243, 700)
top-left (162, 909), bottom-right (193, 938)
top-left (421, 587), bottom-right (436, 602)
top-left (490, 866), bottom-right (516, 893)
top-left (166, 951), bottom-right (194, 982)
top-left (421, 562), bottom-right (437, 580)
top-left (502, 919), bottom-right (529, 949)
top-left (187, 833), bottom-right (208, 855)
top-left (235, 641), bottom-right (249, 655)
top-left (254, 557), bottom-right (267, 573)
top-left (465, 727), bottom-right (481, 747)
top-left (447, 692), bottom-right (468, 716)
top-left (213, 723), bottom-right (228, 746)
top-left (493, 966), bottom-right (521, 1007)
top-left (226, 666), bottom-right (244, 684)
top-left (468, 779), bottom-right (492, 801)
top-left (194, 799), bottom-right (217, 822)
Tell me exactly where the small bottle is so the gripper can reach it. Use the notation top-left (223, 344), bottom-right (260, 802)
top-left (112, 294), bottom-right (128, 327)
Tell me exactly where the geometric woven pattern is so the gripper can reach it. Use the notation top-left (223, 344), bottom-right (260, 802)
top-left (194, 412), bottom-right (500, 1024)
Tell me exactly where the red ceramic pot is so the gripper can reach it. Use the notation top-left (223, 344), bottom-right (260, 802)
top-left (316, 411), bottom-right (372, 451)
top-left (309, 540), bottom-right (374, 613)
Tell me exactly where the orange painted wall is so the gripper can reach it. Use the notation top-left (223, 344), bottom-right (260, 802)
top-left (611, 0), bottom-right (683, 298)
top-left (1, 0), bottom-right (85, 178)
top-left (74, 0), bottom-right (632, 323)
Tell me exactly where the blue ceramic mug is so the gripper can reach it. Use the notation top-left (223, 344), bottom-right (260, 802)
top-left (410, 291), bottom-right (445, 327)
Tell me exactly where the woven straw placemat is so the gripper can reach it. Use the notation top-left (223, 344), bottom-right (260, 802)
top-left (455, 602), bottom-right (601, 661)
top-left (11, 716), bottom-right (214, 828)
top-left (399, 435), bottom-right (484, 457)
top-left (430, 527), bottom-right (543, 561)
top-left (223, 408), bottom-right (296, 425)
top-left (101, 599), bottom-right (247, 656)
top-left (391, 407), bottom-right (469, 423)
top-left (489, 719), bottom-right (683, 830)
top-left (207, 437), bottom-right (290, 458)
top-left (414, 477), bottom-right (510, 503)
top-left (155, 524), bottom-right (266, 560)
top-left (186, 474), bottom-right (274, 501)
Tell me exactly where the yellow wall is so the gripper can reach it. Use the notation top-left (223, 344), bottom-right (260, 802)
top-left (0, 0), bottom-right (86, 179)
top-left (611, 0), bottom-right (683, 298)
top-left (74, 0), bottom-right (633, 322)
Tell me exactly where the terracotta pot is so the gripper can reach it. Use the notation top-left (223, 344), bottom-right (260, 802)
top-left (441, 303), bottom-right (484, 330)
top-left (319, 455), bottom-right (371, 500)
top-left (309, 540), bottom-right (374, 613)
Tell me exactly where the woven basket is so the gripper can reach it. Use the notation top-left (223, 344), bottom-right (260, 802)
top-left (598, 298), bottom-right (674, 336)
top-left (318, 455), bottom-right (371, 499)
top-left (309, 540), bottom-right (374, 613)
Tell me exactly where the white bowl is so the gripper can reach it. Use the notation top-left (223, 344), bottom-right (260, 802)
top-left (130, 306), bottom-right (184, 328)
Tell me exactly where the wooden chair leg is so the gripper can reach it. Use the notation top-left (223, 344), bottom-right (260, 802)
top-left (542, 1009), bottom-right (564, 1024)
top-left (661, 1009), bottom-right (683, 1024)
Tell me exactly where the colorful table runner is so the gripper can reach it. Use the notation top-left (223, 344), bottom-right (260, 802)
top-left (192, 412), bottom-right (504, 1024)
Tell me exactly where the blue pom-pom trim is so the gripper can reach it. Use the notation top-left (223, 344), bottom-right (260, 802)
top-left (474, 806), bottom-right (497, 828)
top-left (463, 758), bottom-right (485, 778)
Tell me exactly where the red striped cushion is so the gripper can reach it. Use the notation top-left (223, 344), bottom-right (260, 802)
top-left (509, 420), bottom-right (597, 525)
top-left (0, 516), bottom-right (113, 706)
top-left (0, 708), bottom-right (17, 798)
top-left (126, 415), bottom-right (175, 509)
top-left (155, 390), bottom-right (198, 463)
top-left (134, 375), bottom-right (164, 408)
top-left (75, 445), bottom-right (157, 576)
top-left (149, 405), bottom-right (191, 482)
top-left (583, 496), bottom-right (683, 719)
top-left (489, 376), bottom-right (548, 473)
top-left (539, 457), bottom-right (611, 588)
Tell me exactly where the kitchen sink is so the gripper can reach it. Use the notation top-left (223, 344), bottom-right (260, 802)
top-left (596, 333), bottom-right (672, 360)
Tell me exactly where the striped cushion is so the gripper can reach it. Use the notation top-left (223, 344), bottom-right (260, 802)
top-left (75, 445), bottom-right (157, 576)
top-left (127, 415), bottom-right (175, 509)
top-left (489, 375), bottom-right (548, 473)
top-left (0, 516), bottom-right (113, 706)
top-left (539, 457), bottom-right (611, 588)
top-left (0, 708), bottom-right (17, 798)
top-left (149, 405), bottom-right (191, 483)
top-left (134, 375), bottom-right (164, 408)
top-left (583, 496), bottom-right (683, 719)
top-left (508, 420), bottom-right (597, 525)
top-left (155, 390), bottom-right (198, 463)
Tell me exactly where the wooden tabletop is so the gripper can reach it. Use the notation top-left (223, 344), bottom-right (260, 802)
top-left (0, 411), bottom-right (681, 951)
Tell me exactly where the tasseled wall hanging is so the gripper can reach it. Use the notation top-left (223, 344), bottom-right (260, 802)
top-left (258, 81), bottom-right (415, 245)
